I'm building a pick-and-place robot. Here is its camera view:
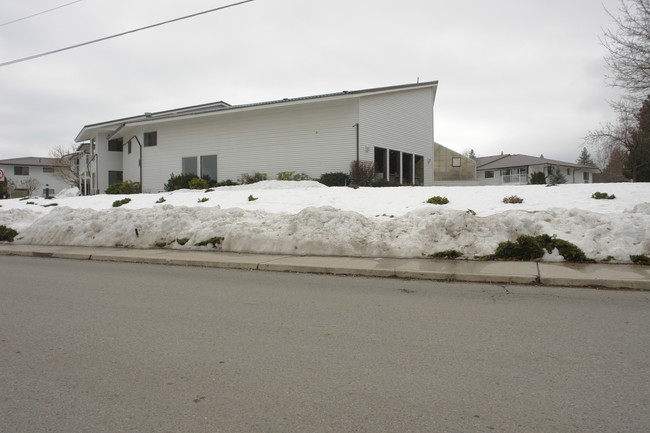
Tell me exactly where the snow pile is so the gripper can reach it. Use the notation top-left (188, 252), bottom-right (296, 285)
top-left (1, 181), bottom-right (649, 262)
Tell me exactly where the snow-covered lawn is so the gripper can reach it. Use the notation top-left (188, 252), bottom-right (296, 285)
top-left (1, 181), bottom-right (648, 263)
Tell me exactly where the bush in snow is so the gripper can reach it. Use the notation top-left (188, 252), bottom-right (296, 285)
top-left (502, 195), bottom-right (524, 204)
top-left (248, 195), bottom-right (258, 201)
top-left (189, 178), bottom-right (209, 190)
top-left (547, 171), bottom-right (567, 186)
top-left (430, 250), bottom-right (462, 259)
top-left (349, 160), bottom-right (376, 186)
top-left (165, 173), bottom-right (202, 191)
top-left (0, 225), bottom-right (18, 242)
top-left (238, 172), bottom-right (267, 184)
top-left (196, 236), bottom-right (224, 248)
top-left (318, 172), bottom-right (349, 186)
top-left (216, 179), bottom-right (238, 187)
top-left (112, 198), bottom-right (131, 207)
top-left (155, 197), bottom-right (166, 203)
top-left (630, 254), bottom-right (650, 265)
top-left (592, 192), bottom-right (616, 200)
top-left (426, 196), bottom-right (449, 205)
top-left (529, 171), bottom-right (546, 184)
top-left (277, 171), bottom-right (311, 181)
top-left (487, 234), bottom-right (591, 262)
top-left (197, 197), bottom-right (209, 203)
top-left (105, 181), bottom-right (140, 194)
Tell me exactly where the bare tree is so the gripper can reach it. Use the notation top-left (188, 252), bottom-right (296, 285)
top-left (20, 178), bottom-right (41, 197)
top-left (49, 143), bottom-right (80, 186)
top-left (602, 0), bottom-right (650, 98)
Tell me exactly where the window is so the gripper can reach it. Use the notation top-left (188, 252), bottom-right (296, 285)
top-left (485, 170), bottom-right (494, 178)
top-left (451, 157), bottom-right (461, 167)
top-left (108, 138), bottom-right (123, 152)
top-left (143, 131), bottom-right (157, 147)
top-left (43, 167), bottom-right (54, 173)
top-left (567, 168), bottom-right (571, 175)
top-left (127, 140), bottom-right (132, 154)
top-left (14, 166), bottom-right (29, 175)
top-left (182, 157), bottom-right (197, 175)
top-left (583, 172), bottom-right (590, 182)
top-left (108, 171), bottom-right (123, 186)
top-left (201, 155), bottom-right (217, 181)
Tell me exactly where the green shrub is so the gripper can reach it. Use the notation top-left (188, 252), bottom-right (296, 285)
top-left (466, 209), bottom-right (476, 215)
top-left (198, 197), bottom-right (209, 203)
top-left (216, 179), bottom-right (238, 187)
top-left (176, 238), bottom-right (190, 246)
top-left (277, 171), bottom-right (311, 181)
top-left (426, 196), bottom-right (449, 205)
top-left (42, 203), bottom-right (58, 207)
top-left (502, 195), bottom-right (524, 204)
top-left (430, 250), bottom-right (462, 259)
top-left (105, 181), bottom-right (141, 194)
top-left (155, 197), bottom-right (166, 204)
top-left (164, 172), bottom-right (200, 191)
top-left (592, 192), bottom-right (616, 200)
top-left (486, 234), bottom-right (592, 262)
top-left (630, 254), bottom-right (650, 265)
top-left (0, 225), bottom-right (18, 242)
top-left (318, 172), bottom-right (349, 186)
top-left (188, 177), bottom-right (209, 190)
top-left (154, 241), bottom-right (167, 248)
top-left (529, 171), bottom-right (546, 184)
top-left (112, 198), bottom-right (131, 207)
top-left (547, 171), bottom-right (567, 185)
top-left (238, 172), bottom-right (267, 184)
top-left (196, 236), bottom-right (224, 247)
top-left (248, 194), bottom-right (258, 201)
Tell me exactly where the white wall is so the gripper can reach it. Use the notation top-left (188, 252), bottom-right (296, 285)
top-left (0, 163), bottom-right (70, 197)
top-left (124, 98), bottom-right (360, 192)
top-left (359, 87), bottom-right (435, 185)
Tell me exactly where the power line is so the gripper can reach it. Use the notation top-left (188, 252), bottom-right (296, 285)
top-left (0, 0), bottom-right (255, 68)
top-left (1, 0), bottom-right (84, 27)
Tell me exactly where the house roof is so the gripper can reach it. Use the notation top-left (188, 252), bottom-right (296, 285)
top-left (475, 154), bottom-right (598, 171)
top-left (0, 157), bottom-right (64, 167)
top-left (75, 81), bottom-right (438, 142)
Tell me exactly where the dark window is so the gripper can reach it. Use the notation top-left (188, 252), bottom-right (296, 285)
top-left (182, 157), bottom-right (197, 175)
top-left (143, 131), bottom-right (157, 147)
top-left (201, 155), bottom-right (217, 181)
top-left (128, 141), bottom-right (132, 154)
top-left (108, 170), bottom-right (123, 186)
top-left (14, 166), bottom-right (29, 175)
top-left (485, 170), bottom-right (494, 178)
top-left (108, 138), bottom-right (123, 152)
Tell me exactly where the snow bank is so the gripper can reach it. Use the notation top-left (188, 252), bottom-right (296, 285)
top-left (1, 182), bottom-right (649, 262)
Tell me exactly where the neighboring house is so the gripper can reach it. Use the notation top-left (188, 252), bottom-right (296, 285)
top-left (74, 82), bottom-right (438, 193)
top-left (475, 154), bottom-right (600, 185)
top-left (433, 142), bottom-right (477, 184)
top-left (0, 157), bottom-right (69, 198)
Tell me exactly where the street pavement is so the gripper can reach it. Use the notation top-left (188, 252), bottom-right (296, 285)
top-left (1, 255), bottom-right (649, 433)
top-left (0, 244), bottom-right (649, 290)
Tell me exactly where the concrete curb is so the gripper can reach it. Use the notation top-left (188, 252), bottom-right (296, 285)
top-left (1, 244), bottom-right (649, 290)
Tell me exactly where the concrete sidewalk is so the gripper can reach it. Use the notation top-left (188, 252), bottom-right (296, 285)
top-left (1, 244), bottom-right (649, 290)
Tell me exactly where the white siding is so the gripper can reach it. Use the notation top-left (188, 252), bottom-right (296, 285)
top-left (359, 88), bottom-right (435, 185)
top-left (0, 163), bottom-right (70, 197)
top-left (124, 99), bottom-right (360, 192)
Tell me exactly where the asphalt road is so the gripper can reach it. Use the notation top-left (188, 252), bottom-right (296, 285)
top-left (1, 255), bottom-right (649, 433)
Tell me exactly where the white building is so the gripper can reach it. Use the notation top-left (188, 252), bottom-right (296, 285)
top-left (74, 82), bottom-right (438, 193)
top-left (475, 154), bottom-right (600, 185)
top-left (0, 157), bottom-right (69, 198)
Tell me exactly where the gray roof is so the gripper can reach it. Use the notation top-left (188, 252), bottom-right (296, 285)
top-left (475, 154), bottom-right (598, 171)
top-left (75, 81), bottom-right (438, 142)
top-left (0, 157), bottom-right (63, 167)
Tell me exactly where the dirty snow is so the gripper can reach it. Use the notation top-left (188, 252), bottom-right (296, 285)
top-left (0, 181), bottom-right (648, 262)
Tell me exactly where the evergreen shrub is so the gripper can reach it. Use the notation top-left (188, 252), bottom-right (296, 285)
top-left (0, 225), bottom-right (18, 242)
top-left (318, 172), bottom-right (349, 186)
top-left (105, 181), bottom-right (141, 194)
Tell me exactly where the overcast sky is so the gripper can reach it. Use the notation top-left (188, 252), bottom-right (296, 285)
top-left (0, 0), bottom-right (625, 163)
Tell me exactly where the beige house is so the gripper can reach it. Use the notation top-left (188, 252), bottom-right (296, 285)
top-left (433, 142), bottom-right (477, 184)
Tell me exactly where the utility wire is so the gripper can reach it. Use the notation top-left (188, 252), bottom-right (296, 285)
top-left (1, 0), bottom-right (84, 27)
top-left (0, 0), bottom-right (255, 67)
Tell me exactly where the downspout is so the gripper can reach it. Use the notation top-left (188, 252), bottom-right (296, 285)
top-left (354, 123), bottom-right (359, 161)
top-left (126, 135), bottom-right (144, 192)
